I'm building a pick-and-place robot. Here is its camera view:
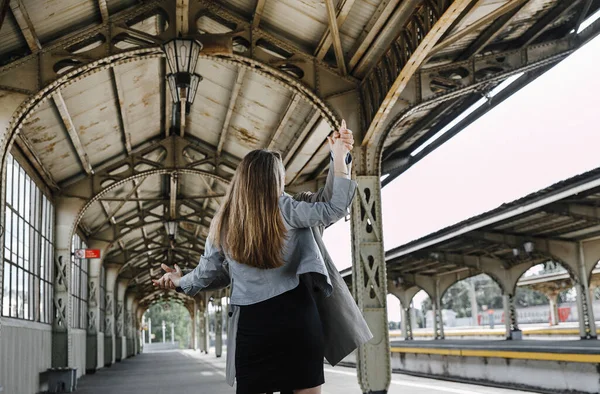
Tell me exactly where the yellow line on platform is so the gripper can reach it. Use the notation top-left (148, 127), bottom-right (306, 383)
top-left (389, 328), bottom-right (596, 337)
top-left (390, 347), bottom-right (600, 363)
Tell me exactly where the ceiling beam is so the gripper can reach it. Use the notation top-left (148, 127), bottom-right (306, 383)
top-left (161, 58), bottom-right (170, 138)
top-left (576, 0), bottom-right (594, 33)
top-left (14, 134), bottom-right (59, 190)
top-left (100, 200), bottom-right (116, 226)
top-left (361, 0), bottom-right (474, 146)
top-left (283, 110), bottom-right (320, 166)
top-left (110, 68), bottom-right (132, 155)
top-left (433, 0), bottom-right (480, 50)
top-left (347, 0), bottom-right (405, 73)
top-left (518, 1), bottom-right (582, 47)
top-left (0, 0), bottom-right (10, 32)
top-left (315, 0), bottom-right (356, 60)
top-left (169, 172), bottom-right (178, 220)
top-left (199, 0), bottom-right (359, 84)
top-left (10, 0), bottom-right (41, 51)
top-left (131, 178), bottom-right (151, 247)
top-left (545, 203), bottom-right (600, 224)
top-left (455, 0), bottom-right (529, 61)
top-left (432, 0), bottom-right (528, 56)
top-left (91, 176), bottom-right (149, 234)
top-left (176, 0), bottom-right (189, 35)
top-left (266, 94), bottom-right (300, 150)
top-left (98, 194), bottom-right (225, 202)
top-left (98, 0), bottom-right (109, 24)
top-left (52, 91), bottom-right (93, 175)
top-left (382, 100), bottom-right (458, 162)
top-left (382, 68), bottom-right (542, 186)
top-left (217, 67), bottom-right (246, 155)
top-left (324, 0), bottom-right (347, 76)
top-left (252, 0), bottom-right (267, 29)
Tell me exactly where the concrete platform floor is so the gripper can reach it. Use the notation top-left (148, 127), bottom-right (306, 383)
top-left (76, 349), bottom-right (532, 394)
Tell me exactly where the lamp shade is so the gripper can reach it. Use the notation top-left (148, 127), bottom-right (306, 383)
top-left (163, 37), bottom-right (202, 74)
top-left (166, 72), bottom-right (202, 106)
top-left (187, 73), bottom-right (202, 104)
top-left (164, 221), bottom-right (178, 237)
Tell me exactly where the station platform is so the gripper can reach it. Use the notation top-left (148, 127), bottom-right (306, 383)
top-left (390, 339), bottom-right (600, 362)
top-left (331, 339), bottom-right (600, 393)
top-left (389, 323), bottom-right (597, 340)
top-left (75, 349), bottom-right (529, 394)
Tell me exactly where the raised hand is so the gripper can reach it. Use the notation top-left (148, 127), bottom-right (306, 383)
top-left (337, 119), bottom-right (354, 151)
top-left (152, 263), bottom-right (183, 290)
top-left (327, 119), bottom-right (353, 161)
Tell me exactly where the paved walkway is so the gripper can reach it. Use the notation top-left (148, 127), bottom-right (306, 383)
top-left (76, 349), bottom-right (532, 394)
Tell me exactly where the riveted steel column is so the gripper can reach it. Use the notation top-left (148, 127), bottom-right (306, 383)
top-left (214, 292), bottom-right (223, 358)
top-left (126, 293), bottom-right (135, 357)
top-left (132, 300), bottom-right (139, 355)
top-left (432, 280), bottom-right (445, 340)
top-left (86, 241), bottom-right (108, 373)
top-left (351, 173), bottom-right (390, 394)
top-left (52, 197), bottom-right (85, 368)
top-left (115, 278), bottom-right (128, 361)
top-left (503, 293), bottom-right (521, 340)
top-left (85, 259), bottom-right (101, 373)
top-left (191, 300), bottom-right (197, 350)
top-left (401, 306), bottom-right (413, 341)
top-left (577, 242), bottom-right (597, 339)
top-left (200, 293), bottom-right (209, 354)
top-left (104, 264), bottom-right (119, 365)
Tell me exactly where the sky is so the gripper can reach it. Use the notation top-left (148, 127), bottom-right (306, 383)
top-left (323, 22), bottom-right (600, 322)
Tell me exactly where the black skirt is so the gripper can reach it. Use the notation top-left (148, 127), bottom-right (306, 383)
top-left (235, 281), bottom-right (325, 394)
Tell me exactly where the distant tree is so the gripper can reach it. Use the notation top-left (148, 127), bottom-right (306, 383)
top-left (145, 300), bottom-right (191, 348)
top-left (436, 275), bottom-right (503, 318)
top-left (421, 297), bottom-right (432, 314)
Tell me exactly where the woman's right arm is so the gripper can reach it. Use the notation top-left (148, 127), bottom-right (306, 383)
top-left (280, 136), bottom-right (356, 228)
top-left (279, 176), bottom-right (356, 229)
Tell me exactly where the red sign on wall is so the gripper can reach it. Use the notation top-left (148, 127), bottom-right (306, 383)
top-left (74, 249), bottom-right (101, 259)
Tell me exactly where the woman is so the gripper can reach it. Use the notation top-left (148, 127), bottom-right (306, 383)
top-left (153, 121), bottom-right (358, 394)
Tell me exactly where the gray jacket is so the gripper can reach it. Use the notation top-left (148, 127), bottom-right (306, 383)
top-left (178, 164), bottom-right (372, 386)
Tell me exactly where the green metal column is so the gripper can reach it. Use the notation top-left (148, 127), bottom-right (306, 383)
top-left (214, 292), bottom-right (223, 358)
top-left (86, 241), bottom-right (108, 373)
top-left (52, 197), bottom-right (84, 368)
top-left (432, 280), bottom-right (445, 340)
top-left (578, 242), bottom-right (597, 339)
top-left (351, 172), bottom-right (391, 394)
top-left (104, 264), bottom-right (119, 366)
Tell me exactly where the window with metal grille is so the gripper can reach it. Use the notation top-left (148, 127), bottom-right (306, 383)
top-left (2, 153), bottom-right (54, 323)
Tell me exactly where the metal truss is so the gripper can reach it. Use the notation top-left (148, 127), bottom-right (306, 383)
top-left (0, 0), bottom-right (356, 97)
top-left (359, 0), bottom-right (473, 147)
top-left (64, 135), bottom-right (232, 226)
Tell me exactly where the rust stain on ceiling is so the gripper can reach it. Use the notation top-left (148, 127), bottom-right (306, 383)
top-left (30, 132), bottom-right (56, 144)
top-left (233, 126), bottom-right (259, 147)
top-left (78, 121), bottom-right (100, 134)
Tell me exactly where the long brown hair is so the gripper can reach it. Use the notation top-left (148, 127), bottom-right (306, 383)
top-left (209, 149), bottom-right (287, 269)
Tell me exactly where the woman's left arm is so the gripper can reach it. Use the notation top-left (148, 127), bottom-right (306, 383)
top-left (179, 241), bottom-right (229, 296)
top-left (153, 240), bottom-right (230, 296)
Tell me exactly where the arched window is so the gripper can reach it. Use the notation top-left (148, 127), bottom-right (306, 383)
top-left (71, 234), bottom-right (88, 329)
top-left (2, 153), bottom-right (54, 323)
